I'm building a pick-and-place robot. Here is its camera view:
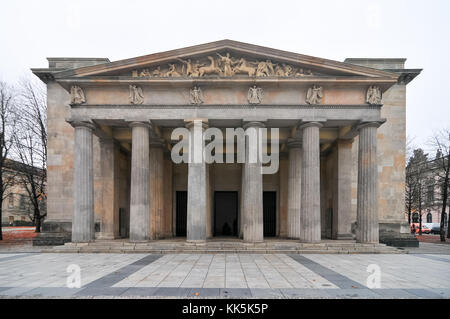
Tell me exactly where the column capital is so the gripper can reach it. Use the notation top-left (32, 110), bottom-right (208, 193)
top-left (356, 119), bottom-right (386, 131)
top-left (68, 120), bottom-right (96, 131)
top-left (128, 121), bottom-right (152, 129)
top-left (298, 121), bottom-right (324, 130)
top-left (185, 119), bottom-right (208, 130)
top-left (243, 121), bottom-right (265, 130)
top-left (287, 138), bottom-right (302, 149)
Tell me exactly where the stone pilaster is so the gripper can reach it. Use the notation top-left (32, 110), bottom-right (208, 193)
top-left (129, 122), bottom-right (150, 242)
top-left (186, 120), bottom-right (208, 242)
top-left (300, 122), bottom-right (323, 242)
top-left (149, 138), bottom-right (164, 240)
top-left (242, 121), bottom-right (264, 243)
top-left (72, 121), bottom-right (95, 242)
top-left (287, 138), bottom-right (302, 239)
top-left (357, 122), bottom-right (380, 243)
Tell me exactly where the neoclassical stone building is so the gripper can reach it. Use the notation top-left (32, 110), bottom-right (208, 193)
top-left (32, 40), bottom-right (421, 246)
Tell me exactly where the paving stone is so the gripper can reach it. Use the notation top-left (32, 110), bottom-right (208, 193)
top-left (153, 287), bottom-right (190, 297)
top-left (280, 288), bottom-right (329, 298)
top-left (250, 288), bottom-right (284, 298)
top-left (372, 289), bottom-right (421, 298)
top-left (76, 287), bottom-right (129, 296)
top-left (121, 287), bottom-right (159, 296)
top-left (188, 288), bottom-right (221, 297)
top-left (220, 288), bottom-right (252, 297)
top-left (404, 289), bottom-right (444, 298)
top-left (323, 288), bottom-right (382, 298)
top-left (22, 287), bottom-right (82, 297)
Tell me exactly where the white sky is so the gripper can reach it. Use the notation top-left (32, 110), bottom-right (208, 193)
top-left (0, 0), bottom-right (449, 149)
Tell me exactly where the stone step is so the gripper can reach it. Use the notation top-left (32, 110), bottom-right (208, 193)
top-left (49, 246), bottom-right (404, 254)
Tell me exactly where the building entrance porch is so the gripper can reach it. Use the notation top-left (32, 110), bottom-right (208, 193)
top-left (65, 117), bottom-right (384, 245)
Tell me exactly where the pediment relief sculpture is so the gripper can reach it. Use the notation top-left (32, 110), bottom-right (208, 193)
top-left (366, 85), bottom-right (382, 105)
top-left (129, 85), bottom-right (144, 105)
top-left (305, 85), bottom-right (323, 105)
top-left (248, 85), bottom-right (263, 105)
top-left (70, 85), bottom-right (86, 105)
top-left (131, 52), bottom-right (315, 78)
top-left (189, 86), bottom-right (204, 105)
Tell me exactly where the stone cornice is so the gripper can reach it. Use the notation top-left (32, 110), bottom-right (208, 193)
top-left (54, 76), bottom-right (398, 87)
top-left (70, 104), bottom-right (382, 109)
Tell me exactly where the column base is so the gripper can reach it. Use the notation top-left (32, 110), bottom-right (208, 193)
top-left (379, 221), bottom-right (419, 247)
top-left (335, 233), bottom-right (354, 240)
top-left (300, 239), bottom-right (321, 244)
top-left (186, 239), bottom-right (206, 245)
top-left (129, 239), bottom-right (150, 243)
top-left (32, 232), bottom-right (71, 246)
top-left (95, 233), bottom-right (116, 240)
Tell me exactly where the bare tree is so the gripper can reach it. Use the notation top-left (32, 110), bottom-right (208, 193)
top-left (0, 82), bottom-right (18, 240)
top-left (408, 149), bottom-right (430, 235)
top-left (13, 78), bottom-right (47, 233)
top-left (405, 135), bottom-right (417, 225)
top-left (405, 161), bottom-right (417, 225)
top-left (429, 128), bottom-right (450, 241)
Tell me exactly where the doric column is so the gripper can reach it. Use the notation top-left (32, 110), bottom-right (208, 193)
top-left (239, 163), bottom-right (246, 238)
top-left (242, 121), bottom-right (264, 243)
top-left (300, 122), bottom-right (323, 242)
top-left (72, 121), bottom-right (95, 242)
top-left (186, 120), bottom-right (208, 242)
top-left (287, 138), bottom-right (302, 239)
top-left (149, 138), bottom-right (164, 240)
top-left (356, 122), bottom-right (380, 243)
top-left (129, 121), bottom-right (151, 242)
top-left (334, 139), bottom-right (354, 239)
top-left (98, 137), bottom-right (119, 240)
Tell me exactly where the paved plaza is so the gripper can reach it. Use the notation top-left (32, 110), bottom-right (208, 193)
top-left (0, 250), bottom-right (450, 298)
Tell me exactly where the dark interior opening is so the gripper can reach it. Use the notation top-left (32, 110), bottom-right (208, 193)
top-left (214, 191), bottom-right (238, 237)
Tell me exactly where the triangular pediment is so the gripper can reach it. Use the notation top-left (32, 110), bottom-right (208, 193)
top-left (53, 40), bottom-right (398, 80)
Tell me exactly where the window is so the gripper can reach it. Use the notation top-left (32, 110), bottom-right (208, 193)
top-left (412, 213), bottom-right (419, 223)
top-left (19, 195), bottom-right (26, 210)
top-left (427, 212), bottom-right (432, 223)
top-left (427, 185), bottom-right (434, 203)
top-left (8, 216), bottom-right (14, 225)
top-left (8, 194), bottom-right (14, 208)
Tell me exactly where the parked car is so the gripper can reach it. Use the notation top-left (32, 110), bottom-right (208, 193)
top-left (430, 224), bottom-right (441, 234)
top-left (410, 223), bottom-right (431, 234)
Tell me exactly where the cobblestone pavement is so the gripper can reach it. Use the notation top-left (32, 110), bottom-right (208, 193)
top-left (0, 251), bottom-right (450, 298)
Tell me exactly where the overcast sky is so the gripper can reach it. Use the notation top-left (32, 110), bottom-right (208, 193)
top-left (1, 0), bottom-right (449, 150)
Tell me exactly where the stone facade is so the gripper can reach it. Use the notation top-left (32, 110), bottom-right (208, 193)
top-left (32, 40), bottom-right (421, 246)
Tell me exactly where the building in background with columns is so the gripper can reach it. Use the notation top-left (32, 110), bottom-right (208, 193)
top-left (32, 40), bottom-right (421, 247)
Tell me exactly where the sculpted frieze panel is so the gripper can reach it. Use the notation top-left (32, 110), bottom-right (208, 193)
top-left (131, 52), bottom-right (316, 78)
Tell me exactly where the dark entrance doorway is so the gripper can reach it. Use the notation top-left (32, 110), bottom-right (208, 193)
top-left (263, 191), bottom-right (276, 237)
top-left (176, 191), bottom-right (187, 236)
top-left (214, 191), bottom-right (238, 236)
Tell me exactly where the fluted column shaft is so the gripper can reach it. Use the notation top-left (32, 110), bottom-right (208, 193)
top-left (242, 122), bottom-right (264, 242)
top-left (357, 123), bottom-right (380, 243)
top-left (287, 139), bottom-right (302, 239)
top-left (72, 122), bottom-right (95, 242)
top-left (129, 122), bottom-right (150, 242)
top-left (300, 122), bottom-right (322, 242)
top-left (186, 120), bottom-right (208, 242)
top-left (149, 139), bottom-right (164, 240)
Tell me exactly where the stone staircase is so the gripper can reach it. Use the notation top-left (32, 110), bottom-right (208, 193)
top-left (44, 239), bottom-right (406, 254)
